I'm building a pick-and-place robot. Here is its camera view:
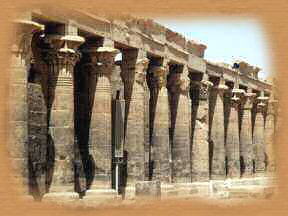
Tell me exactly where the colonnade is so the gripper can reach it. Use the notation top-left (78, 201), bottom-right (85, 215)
top-left (8, 20), bottom-right (277, 200)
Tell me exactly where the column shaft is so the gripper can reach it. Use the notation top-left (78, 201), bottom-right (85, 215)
top-left (191, 79), bottom-right (212, 182)
top-left (44, 34), bottom-right (84, 192)
top-left (171, 92), bottom-right (191, 182)
top-left (122, 55), bottom-right (148, 183)
top-left (9, 20), bottom-right (43, 193)
top-left (253, 105), bottom-right (266, 176)
top-left (89, 73), bottom-right (112, 185)
top-left (209, 85), bottom-right (227, 180)
top-left (153, 88), bottom-right (170, 182)
top-left (265, 101), bottom-right (277, 174)
top-left (87, 46), bottom-right (119, 188)
top-left (27, 69), bottom-right (47, 198)
top-left (225, 93), bottom-right (241, 178)
top-left (169, 72), bottom-right (191, 183)
top-left (148, 65), bottom-right (170, 182)
top-left (46, 54), bottom-right (76, 191)
top-left (239, 93), bottom-right (255, 177)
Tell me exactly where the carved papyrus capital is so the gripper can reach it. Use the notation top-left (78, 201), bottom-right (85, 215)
top-left (212, 77), bottom-right (228, 97)
top-left (178, 78), bottom-right (190, 96)
top-left (43, 34), bottom-right (85, 65)
top-left (148, 65), bottom-right (168, 90)
top-left (11, 20), bottom-right (44, 63)
top-left (121, 58), bottom-right (149, 86)
top-left (88, 46), bottom-right (120, 78)
top-left (134, 58), bottom-right (149, 85)
top-left (96, 46), bottom-right (120, 66)
top-left (44, 49), bottom-right (81, 67)
top-left (256, 94), bottom-right (269, 113)
top-left (191, 79), bottom-right (213, 101)
top-left (267, 99), bottom-right (278, 116)
top-left (240, 92), bottom-right (257, 110)
top-left (228, 88), bottom-right (245, 108)
top-left (43, 34), bottom-right (85, 85)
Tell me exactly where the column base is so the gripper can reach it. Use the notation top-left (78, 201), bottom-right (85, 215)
top-left (23, 177), bottom-right (277, 205)
top-left (161, 182), bottom-right (211, 199)
top-left (135, 180), bottom-right (161, 199)
top-left (46, 185), bottom-right (74, 193)
top-left (255, 171), bottom-right (266, 177)
top-left (42, 192), bottom-right (79, 202)
top-left (210, 175), bottom-right (226, 181)
top-left (82, 188), bottom-right (121, 204)
top-left (123, 185), bottom-right (136, 200)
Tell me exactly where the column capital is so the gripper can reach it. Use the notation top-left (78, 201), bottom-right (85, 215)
top-left (232, 88), bottom-right (246, 97)
top-left (267, 99), bottom-right (278, 115)
top-left (121, 57), bottom-right (149, 85)
top-left (211, 76), bottom-right (228, 92)
top-left (255, 92), bottom-right (269, 113)
top-left (178, 78), bottom-right (190, 95)
top-left (148, 65), bottom-right (168, 90)
top-left (95, 46), bottom-right (120, 66)
top-left (44, 34), bottom-right (85, 50)
top-left (191, 79), bottom-right (213, 101)
top-left (169, 76), bottom-right (190, 96)
top-left (134, 58), bottom-right (149, 86)
top-left (216, 83), bottom-right (229, 92)
top-left (240, 91), bottom-right (257, 110)
top-left (83, 46), bottom-right (120, 78)
top-left (11, 20), bottom-right (44, 60)
top-left (44, 49), bottom-right (81, 67)
top-left (255, 101), bottom-right (268, 113)
top-left (227, 88), bottom-right (246, 108)
top-left (43, 34), bottom-right (85, 67)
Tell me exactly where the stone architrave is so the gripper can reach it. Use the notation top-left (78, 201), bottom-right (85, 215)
top-left (209, 77), bottom-right (228, 180)
top-left (121, 57), bottom-right (149, 184)
top-left (239, 90), bottom-right (256, 177)
top-left (9, 19), bottom-right (44, 194)
top-left (148, 65), bottom-right (170, 183)
top-left (43, 34), bottom-right (84, 192)
top-left (87, 46), bottom-right (119, 188)
top-left (191, 76), bottom-right (213, 182)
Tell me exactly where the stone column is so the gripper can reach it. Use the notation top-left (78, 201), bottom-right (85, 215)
top-left (253, 91), bottom-right (269, 176)
top-left (225, 87), bottom-right (244, 178)
top-left (121, 57), bottom-right (149, 184)
top-left (43, 34), bottom-right (84, 193)
top-left (190, 76), bottom-right (213, 182)
top-left (87, 46), bottom-right (119, 188)
top-left (143, 66), bottom-right (151, 181)
top-left (148, 65), bottom-right (170, 182)
top-left (239, 90), bottom-right (256, 177)
top-left (27, 32), bottom-right (50, 199)
top-left (209, 76), bottom-right (228, 180)
top-left (265, 97), bottom-right (277, 175)
top-left (169, 72), bottom-right (191, 183)
top-left (9, 19), bottom-right (44, 194)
